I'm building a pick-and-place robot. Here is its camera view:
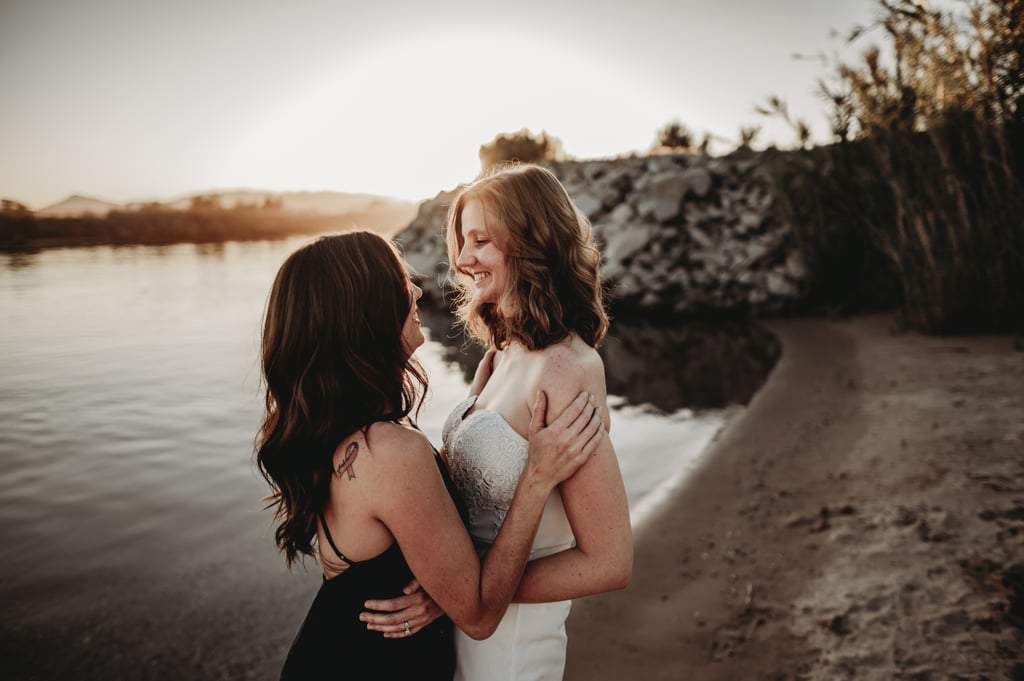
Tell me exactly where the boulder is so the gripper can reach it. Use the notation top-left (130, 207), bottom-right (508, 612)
top-left (766, 271), bottom-right (800, 298)
top-left (573, 192), bottom-right (605, 220)
top-left (392, 150), bottom-right (809, 317)
top-left (638, 173), bottom-right (689, 222)
top-left (680, 166), bottom-right (713, 198)
top-left (603, 222), bottom-right (656, 264)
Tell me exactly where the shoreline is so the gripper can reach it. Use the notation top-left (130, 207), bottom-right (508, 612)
top-left (566, 314), bottom-right (1024, 680)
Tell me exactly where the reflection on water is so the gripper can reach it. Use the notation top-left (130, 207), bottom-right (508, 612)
top-left (0, 242), bottom-right (779, 681)
top-left (193, 241), bottom-right (228, 258)
top-left (601, 317), bottom-right (781, 411)
top-left (3, 249), bottom-right (39, 270)
top-left (418, 302), bottom-right (780, 412)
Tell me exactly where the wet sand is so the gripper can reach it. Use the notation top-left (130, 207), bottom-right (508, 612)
top-left (566, 315), bottom-right (1024, 680)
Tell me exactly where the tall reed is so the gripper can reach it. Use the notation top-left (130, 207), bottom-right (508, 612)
top-left (773, 0), bottom-right (1023, 332)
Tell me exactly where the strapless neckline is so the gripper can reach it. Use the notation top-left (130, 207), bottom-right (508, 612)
top-left (454, 395), bottom-right (526, 444)
top-left (442, 390), bottom-right (575, 560)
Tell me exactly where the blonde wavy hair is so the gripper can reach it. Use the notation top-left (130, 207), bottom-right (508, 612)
top-left (445, 163), bottom-right (609, 350)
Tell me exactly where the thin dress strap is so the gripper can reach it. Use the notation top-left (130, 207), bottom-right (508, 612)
top-left (318, 513), bottom-right (354, 566)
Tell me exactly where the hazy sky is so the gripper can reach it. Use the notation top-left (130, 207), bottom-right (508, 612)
top-left (1, 0), bottom-right (887, 209)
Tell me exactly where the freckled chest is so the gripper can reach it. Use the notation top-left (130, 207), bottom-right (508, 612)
top-left (474, 350), bottom-right (542, 437)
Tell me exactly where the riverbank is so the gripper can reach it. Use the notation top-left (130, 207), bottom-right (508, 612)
top-left (566, 314), bottom-right (1024, 680)
top-left (0, 198), bottom-right (415, 251)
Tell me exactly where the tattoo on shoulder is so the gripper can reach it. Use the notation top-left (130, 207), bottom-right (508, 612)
top-left (336, 442), bottom-right (358, 480)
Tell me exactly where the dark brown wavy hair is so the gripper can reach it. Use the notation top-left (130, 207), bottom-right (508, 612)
top-left (256, 231), bottom-right (427, 567)
top-left (445, 163), bottom-right (609, 350)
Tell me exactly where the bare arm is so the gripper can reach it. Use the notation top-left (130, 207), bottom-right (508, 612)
top-left (512, 352), bottom-right (633, 603)
top-left (366, 390), bottom-right (603, 639)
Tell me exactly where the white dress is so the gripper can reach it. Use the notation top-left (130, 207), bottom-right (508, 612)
top-left (442, 395), bottom-right (576, 681)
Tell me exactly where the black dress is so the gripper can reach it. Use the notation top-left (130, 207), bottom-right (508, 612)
top-left (280, 453), bottom-right (468, 681)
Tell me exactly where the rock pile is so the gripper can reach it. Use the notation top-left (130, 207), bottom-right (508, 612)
top-left (396, 149), bottom-right (808, 316)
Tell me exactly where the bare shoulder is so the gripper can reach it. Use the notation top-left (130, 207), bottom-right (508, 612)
top-left (532, 336), bottom-right (607, 413)
top-left (536, 336), bottom-right (605, 385)
top-left (361, 420), bottom-right (433, 460)
top-left (334, 421), bottom-right (447, 530)
top-left (331, 421), bottom-right (434, 476)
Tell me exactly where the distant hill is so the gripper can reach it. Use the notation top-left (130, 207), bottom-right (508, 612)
top-left (5, 189), bottom-right (420, 250)
top-left (29, 189), bottom-right (418, 237)
top-left (38, 194), bottom-right (122, 217)
top-left (153, 189), bottom-right (412, 215)
top-left (39, 189), bottom-right (412, 215)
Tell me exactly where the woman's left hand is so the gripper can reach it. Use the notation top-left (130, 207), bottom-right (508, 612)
top-left (360, 579), bottom-right (445, 638)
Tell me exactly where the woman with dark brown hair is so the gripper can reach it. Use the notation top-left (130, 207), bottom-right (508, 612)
top-left (256, 230), bottom-right (604, 680)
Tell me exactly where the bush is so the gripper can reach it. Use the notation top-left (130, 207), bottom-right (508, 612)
top-left (478, 129), bottom-right (566, 171)
top-left (653, 120), bottom-right (695, 151)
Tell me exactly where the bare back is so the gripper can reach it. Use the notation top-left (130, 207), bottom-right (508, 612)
top-left (317, 424), bottom-right (416, 577)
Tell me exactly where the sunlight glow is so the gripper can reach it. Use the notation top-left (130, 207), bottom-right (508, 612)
top-left (221, 27), bottom-right (699, 201)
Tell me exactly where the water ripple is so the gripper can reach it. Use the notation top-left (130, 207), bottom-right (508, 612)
top-left (0, 241), bottom-right (775, 680)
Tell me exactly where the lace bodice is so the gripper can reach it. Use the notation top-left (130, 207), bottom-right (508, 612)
top-left (442, 395), bottom-right (525, 532)
top-left (442, 395), bottom-right (574, 554)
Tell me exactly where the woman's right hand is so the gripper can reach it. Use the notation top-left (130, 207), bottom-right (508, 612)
top-left (524, 390), bottom-right (603, 489)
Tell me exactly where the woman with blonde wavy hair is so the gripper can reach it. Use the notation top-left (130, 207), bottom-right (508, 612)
top-left (365, 164), bottom-right (633, 680)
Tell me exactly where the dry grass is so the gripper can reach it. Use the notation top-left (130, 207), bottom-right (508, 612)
top-left (769, 0), bottom-right (1023, 333)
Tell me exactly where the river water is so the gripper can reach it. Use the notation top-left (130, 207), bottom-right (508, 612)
top-left (0, 238), bottom-right (778, 680)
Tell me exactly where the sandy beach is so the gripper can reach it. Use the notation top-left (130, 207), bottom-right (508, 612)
top-left (566, 314), bottom-right (1024, 680)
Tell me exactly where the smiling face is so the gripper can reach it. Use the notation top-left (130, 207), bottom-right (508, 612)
top-left (455, 198), bottom-right (509, 307)
top-left (401, 276), bottom-right (425, 355)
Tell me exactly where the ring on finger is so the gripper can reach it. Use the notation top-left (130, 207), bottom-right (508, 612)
top-left (404, 621), bottom-right (411, 636)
